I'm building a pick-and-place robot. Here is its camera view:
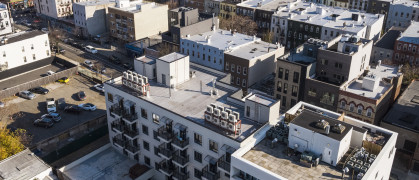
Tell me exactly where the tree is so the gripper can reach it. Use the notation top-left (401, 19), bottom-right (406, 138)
top-left (165, 0), bottom-right (178, 9)
top-left (219, 15), bottom-right (258, 36)
top-left (261, 30), bottom-right (274, 43)
top-left (400, 63), bottom-right (419, 88)
top-left (156, 43), bottom-right (178, 57)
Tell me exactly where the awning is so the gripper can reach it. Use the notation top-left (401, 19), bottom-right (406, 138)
top-left (221, 144), bottom-right (236, 154)
top-left (160, 116), bottom-right (173, 124)
top-left (204, 155), bottom-right (218, 165)
top-left (174, 123), bottom-right (187, 131)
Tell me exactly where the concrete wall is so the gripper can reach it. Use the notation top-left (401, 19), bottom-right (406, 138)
top-left (372, 46), bottom-right (393, 63)
top-left (73, 2), bottom-right (113, 37)
top-left (133, 4), bottom-right (168, 40)
top-left (366, 15), bottom-right (384, 41)
top-left (180, 38), bottom-right (225, 71)
top-left (156, 55), bottom-right (190, 87)
top-left (134, 58), bottom-right (155, 79)
top-left (248, 48), bottom-right (283, 87)
top-left (387, 4), bottom-right (413, 30)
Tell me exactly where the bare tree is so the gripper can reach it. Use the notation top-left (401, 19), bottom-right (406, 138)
top-left (219, 15), bottom-right (258, 36)
top-left (261, 30), bottom-right (274, 43)
top-left (0, 103), bottom-right (21, 129)
top-left (165, 0), bottom-right (179, 9)
top-left (156, 43), bottom-right (179, 57)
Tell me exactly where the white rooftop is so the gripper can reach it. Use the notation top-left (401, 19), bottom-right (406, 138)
top-left (237, 0), bottom-right (295, 11)
top-left (247, 94), bottom-right (276, 106)
top-left (225, 40), bottom-right (280, 60)
top-left (110, 0), bottom-right (159, 13)
top-left (273, 2), bottom-right (383, 34)
top-left (183, 29), bottom-right (259, 52)
top-left (398, 21), bottom-right (419, 44)
top-left (158, 52), bottom-right (187, 63)
top-left (342, 64), bottom-right (400, 99)
top-left (391, 0), bottom-right (419, 6)
top-left (75, 0), bottom-right (115, 6)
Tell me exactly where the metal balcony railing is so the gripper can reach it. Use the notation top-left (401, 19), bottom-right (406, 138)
top-left (172, 137), bottom-right (189, 149)
top-left (157, 126), bottom-right (175, 142)
top-left (125, 144), bottom-right (140, 154)
top-left (173, 154), bottom-right (189, 167)
top-left (112, 137), bottom-right (125, 148)
top-left (157, 160), bottom-right (173, 176)
top-left (122, 112), bottom-right (138, 122)
top-left (173, 171), bottom-right (189, 180)
top-left (110, 104), bottom-right (122, 116)
top-left (218, 156), bottom-right (231, 172)
top-left (158, 144), bottom-right (175, 159)
top-left (124, 128), bottom-right (139, 138)
top-left (111, 121), bottom-right (124, 132)
top-left (202, 165), bottom-right (220, 180)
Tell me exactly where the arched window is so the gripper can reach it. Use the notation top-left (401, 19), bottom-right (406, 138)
top-left (340, 100), bottom-right (346, 109)
top-left (357, 105), bottom-right (363, 114)
top-left (366, 108), bottom-right (372, 117)
top-left (349, 103), bottom-right (355, 112)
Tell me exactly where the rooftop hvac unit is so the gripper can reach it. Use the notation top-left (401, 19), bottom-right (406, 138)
top-left (217, 105), bottom-right (224, 112)
top-left (225, 109), bottom-right (232, 115)
top-left (316, 119), bottom-right (329, 129)
top-left (128, 74), bottom-right (133, 81)
top-left (213, 117), bottom-right (220, 124)
top-left (228, 124), bottom-right (235, 131)
top-left (132, 72), bottom-right (138, 77)
top-left (210, 103), bottom-right (216, 109)
top-left (143, 77), bottom-right (148, 84)
top-left (213, 109), bottom-right (221, 116)
top-left (233, 112), bottom-right (240, 120)
top-left (229, 114), bottom-right (237, 123)
top-left (356, 160), bottom-right (363, 165)
top-left (138, 78), bottom-right (144, 86)
top-left (205, 114), bottom-right (212, 121)
top-left (122, 79), bottom-right (128, 86)
top-left (206, 105), bottom-right (214, 114)
top-left (127, 70), bottom-right (132, 74)
top-left (128, 82), bottom-right (132, 87)
top-left (133, 76), bottom-right (138, 84)
top-left (137, 74), bottom-right (143, 80)
top-left (221, 111), bottom-right (228, 119)
top-left (123, 72), bottom-right (128, 79)
top-left (221, 121), bottom-right (227, 128)
top-left (346, 161), bottom-right (354, 169)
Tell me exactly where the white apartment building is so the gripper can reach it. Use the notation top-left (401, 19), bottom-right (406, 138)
top-left (386, 0), bottom-right (419, 31)
top-left (34, 0), bottom-right (87, 19)
top-left (104, 52), bottom-right (281, 180)
top-left (0, 31), bottom-right (51, 71)
top-left (73, 0), bottom-right (115, 37)
top-left (180, 29), bottom-right (261, 71)
top-left (271, 1), bottom-right (384, 46)
top-left (0, 3), bottom-right (12, 36)
top-left (231, 101), bottom-right (398, 180)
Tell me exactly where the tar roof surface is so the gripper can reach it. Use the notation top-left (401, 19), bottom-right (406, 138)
top-left (225, 41), bottom-right (278, 60)
top-left (374, 28), bottom-right (403, 49)
top-left (0, 149), bottom-right (50, 180)
top-left (291, 109), bottom-right (353, 141)
top-left (2, 31), bottom-right (46, 45)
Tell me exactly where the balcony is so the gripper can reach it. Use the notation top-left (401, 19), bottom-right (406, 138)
top-left (173, 171), bottom-right (189, 180)
top-left (158, 144), bottom-right (174, 159)
top-left (60, 2), bottom-right (71, 6)
top-left (109, 104), bottom-right (122, 117)
top-left (202, 166), bottom-right (220, 180)
top-left (173, 154), bottom-right (189, 167)
top-left (157, 160), bottom-right (173, 176)
top-left (124, 127), bottom-right (139, 139)
top-left (111, 121), bottom-right (124, 133)
top-left (217, 157), bottom-right (231, 173)
top-left (172, 137), bottom-right (189, 150)
top-left (122, 112), bottom-right (138, 123)
top-left (112, 137), bottom-right (125, 148)
top-left (125, 144), bottom-right (140, 154)
top-left (157, 126), bottom-right (175, 143)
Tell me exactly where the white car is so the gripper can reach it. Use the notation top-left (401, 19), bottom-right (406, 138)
top-left (78, 103), bottom-right (96, 111)
top-left (46, 98), bottom-right (56, 113)
top-left (47, 70), bottom-right (55, 75)
top-left (94, 84), bottom-right (105, 93)
top-left (84, 60), bottom-right (94, 68)
top-left (41, 28), bottom-right (49, 33)
top-left (84, 45), bottom-right (98, 54)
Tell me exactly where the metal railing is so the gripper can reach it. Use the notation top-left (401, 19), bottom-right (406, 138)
top-left (111, 121), bottom-right (124, 132)
top-left (172, 137), bottom-right (189, 149)
top-left (202, 165), bottom-right (220, 180)
top-left (157, 160), bottom-right (173, 175)
top-left (173, 171), bottom-right (189, 180)
top-left (110, 104), bottom-right (123, 116)
top-left (113, 137), bottom-right (125, 147)
top-left (158, 144), bottom-right (175, 159)
top-left (122, 112), bottom-right (138, 122)
top-left (173, 153), bottom-right (189, 166)
top-left (218, 155), bottom-right (231, 172)
top-left (125, 144), bottom-right (140, 154)
top-left (157, 126), bottom-right (175, 142)
top-left (124, 127), bottom-right (139, 138)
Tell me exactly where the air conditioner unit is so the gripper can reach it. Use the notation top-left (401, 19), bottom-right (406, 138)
top-left (217, 105), bottom-right (224, 112)
top-left (213, 109), bottom-right (221, 116)
top-left (123, 72), bottom-right (128, 79)
top-left (233, 112), bottom-right (240, 120)
top-left (128, 82), bottom-right (132, 87)
top-left (127, 70), bottom-right (132, 74)
top-left (221, 121), bottom-right (227, 128)
top-left (138, 78), bottom-right (144, 86)
top-left (225, 108), bottom-right (232, 115)
top-left (128, 74), bottom-right (133, 81)
top-left (137, 74), bottom-right (143, 80)
top-left (213, 117), bottom-right (220, 125)
top-left (228, 124), bottom-right (235, 131)
top-left (229, 114), bottom-right (237, 123)
top-left (143, 77), bottom-right (148, 84)
top-left (133, 76), bottom-right (138, 84)
top-left (221, 111), bottom-right (228, 119)
top-left (210, 103), bottom-right (217, 109)
top-left (205, 114), bottom-right (212, 121)
top-left (122, 79), bottom-right (127, 86)
top-left (206, 105), bottom-right (214, 114)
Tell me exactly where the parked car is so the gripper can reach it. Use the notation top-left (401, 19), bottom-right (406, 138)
top-left (94, 84), bottom-right (105, 93)
top-left (77, 91), bottom-right (86, 101)
top-left (84, 60), bottom-right (94, 68)
top-left (46, 98), bottom-right (56, 113)
top-left (59, 49), bottom-right (65, 54)
top-left (78, 103), bottom-right (97, 111)
top-left (19, 91), bottom-right (36, 100)
top-left (57, 98), bottom-right (66, 110)
top-left (122, 63), bottom-right (133, 70)
top-left (33, 118), bottom-right (53, 128)
top-left (29, 86), bottom-right (49, 94)
top-left (41, 112), bottom-right (61, 122)
top-left (64, 105), bottom-right (83, 114)
top-left (58, 77), bottom-right (69, 83)
top-left (46, 70), bottom-right (55, 75)
top-left (109, 55), bottom-right (121, 64)
top-left (84, 45), bottom-right (98, 54)
top-left (41, 28), bottom-right (49, 33)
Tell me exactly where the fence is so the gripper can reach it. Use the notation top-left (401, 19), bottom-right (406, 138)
top-left (0, 67), bottom-right (77, 99)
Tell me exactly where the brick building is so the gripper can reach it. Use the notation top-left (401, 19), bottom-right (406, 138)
top-left (393, 21), bottom-right (419, 66)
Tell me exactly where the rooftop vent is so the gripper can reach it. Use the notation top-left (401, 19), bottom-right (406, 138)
top-left (332, 124), bottom-right (346, 134)
top-left (316, 119), bottom-right (329, 130)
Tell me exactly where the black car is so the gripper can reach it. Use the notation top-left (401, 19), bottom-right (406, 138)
top-left (64, 105), bottom-right (83, 114)
top-left (77, 91), bottom-right (86, 101)
top-left (33, 118), bottom-right (54, 128)
top-left (109, 55), bottom-right (121, 64)
top-left (122, 63), bottom-right (133, 70)
top-left (29, 87), bottom-right (49, 94)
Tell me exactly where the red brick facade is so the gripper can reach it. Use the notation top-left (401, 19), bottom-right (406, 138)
top-left (393, 40), bottom-right (419, 66)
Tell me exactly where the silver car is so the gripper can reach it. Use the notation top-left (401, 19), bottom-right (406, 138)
top-left (19, 91), bottom-right (36, 100)
top-left (41, 112), bottom-right (61, 122)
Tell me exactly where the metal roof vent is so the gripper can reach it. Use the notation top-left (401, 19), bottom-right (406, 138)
top-left (316, 119), bottom-right (329, 129)
top-left (332, 124), bottom-right (346, 134)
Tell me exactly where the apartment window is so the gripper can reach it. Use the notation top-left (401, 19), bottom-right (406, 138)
top-left (144, 156), bottom-right (150, 166)
top-left (242, 79), bottom-right (247, 87)
top-left (46, 50), bottom-right (50, 56)
top-left (231, 64), bottom-right (235, 72)
top-left (209, 140), bottom-right (218, 153)
top-left (277, 81), bottom-right (282, 92)
top-left (194, 133), bottom-right (202, 145)
top-left (23, 56), bottom-right (27, 62)
top-left (308, 88), bottom-right (316, 97)
top-left (357, 105), bottom-right (363, 114)
top-left (293, 72), bottom-right (299, 83)
top-left (282, 96), bottom-right (287, 107)
top-left (335, 62), bottom-right (342, 69)
top-left (349, 103), bottom-right (355, 112)
top-left (236, 77), bottom-right (240, 85)
top-left (316, 27), bottom-right (319, 33)
top-left (194, 151), bottom-right (203, 163)
top-left (107, 93), bottom-right (113, 102)
top-left (298, 33), bottom-right (302, 40)
top-left (278, 68), bottom-right (283, 79)
top-left (324, 30), bottom-right (327, 35)
top-left (305, 25), bottom-right (308, 31)
top-left (341, 101), bottom-right (346, 109)
top-left (198, 52), bottom-right (200, 58)
top-left (321, 59), bottom-right (328, 65)
top-left (283, 83), bottom-right (288, 94)
top-left (291, 85), bottom-right (298, 97)
top-left (154, 146), bottom-right (160, 156)
top-left (152, 113), bottom-right (159, 124)
top-left (2, 51), bottom-right (5, 57)
top-left (243, 67), bottom-right (247, 75)
top-left (153, 130), bottom-right (160, 141)
top-left (194, 168), bottom-right (202, 178)
top-left (403, 44), bottom-right (407, 51)
top-left (31, 44), bottom-right (34, 50)
top-left (143, 141), bottom-right (150, 151)
top-left (141, 108), bottom-right (148, 119)
top-left (284, 70), bottom-right (289, 80)
top-left (203, 54), bottom-right (206, 60)
top-left (395, 53), bottom-right (399, 60)
top-left (32, 54), bottom-right (36, 60)
top-left (142, 125), bottom-right (149, 135)
top-left (413, 46), bottom-right (417, 53)
top-left (397, 43), bottom-right (402, 50)
top-left (237, 65), bottom-right (241, 74)
top-left (22, 46), bottom-right (25, 52)
top-left (225, 62), bottom-right (229, 70)
top-left (366, 108), bottom-right (372, 117)
top-left (403, 139), bottom-right (416, 152)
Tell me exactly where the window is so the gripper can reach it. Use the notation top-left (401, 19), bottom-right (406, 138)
top-left (357, 105), bottom-right (363, 114)
top-left (324, 30), bottom-right (327, 35)
top-left (293, 72), bottom-right (299, 83)
top-left (194, 151), bottom-right (203, 163)
top-left (316, 27), bottom-right (319, 33)
top-left (366, 108), bottom-right (372, 117)
top-left (194, 168), bottom-right (202, 178)
top-left (242, 79), bottom-right (247, 87)
top-left (236, 77), bottom-right (240, 85)
top-left (32, 54), bottom-right (36, 60)
top-left (349, 103), bottom-right (355, 112)
top-left (31, 44), bottom-right (34, 49)
top-left (143, 141), bottom-right (150, 151)
top-left (283, 83), bottom-right (288, 94)
top-left (397, 43), bottom-right (402, 50)
top-left (144, 156), bottom-right (150, 166)
top-left (226, 62), bottom-right (229, 70)
top-left (321, 59), bottom-right (328, 65)
top-left (403, 139), bottom-right (417, 152)
top-left (341, 101), bottom-right (346, 109)
top-left (278, 68), bottom-right (283, 79)
top-left (291, 85), bottom-right (298, 97)
top-left (22, 46), bottom-right (25, 52)
top-left (194, 133), bottom-right (202, 145)
top-left (395, 53), bottom-right (399, 60)
top-left (23, 56), bottom-right (27, 62)
top-left (291, 99), bottom-right (297, 107)
top-left (308, 88), bottom-right (316, 97)
top-left (237, 65), bottom-right (241, 74)
top-left (231, 64), bottom-right (235, 72)
top-left (154, 146), bottom-right (160, 156)
top-left (152, 113), bottom-right (159, 124)
top-left (107, 93), bottom-right (113, 102)
top-left (142, 125), bottom-right (149, 135)
top-left (153, 130), bottom-right (160, 141)
top-left (282, 96), bottom-right (286, 107)
top-left (141, 108), bottom-right (148, 119)
top-left (305, 25), bottom-right (308, 31)
top-left (243, 67), bottom-right (247, 75)
top-left (335, 62), bottom-right (342, 69)
top-left (209, 140), bottom-right (218, 153)
top-left (277, 81), bottom-right (282, 92)
top-left (46, 50), bottom-right (50, 56)
top-left (203, 54), bottom-right (206, 60)
top-left (285, 70), bottom-right (289, 80)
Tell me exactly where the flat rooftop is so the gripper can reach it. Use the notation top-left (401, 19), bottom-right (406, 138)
top-left (107, 65), bottom-right (263, 142)
top-left (225, 41), bottom-right (280, 60)
top-left (397, 21), bottom-right (419, 44)
top-left (383, 81), bottom-right (419, 132)
top-left (0, 149), bottom-right (50, 180)
top-left (62, 146), bottom-right (138, 180)
top-left (1, 30), bottom-right (46, 45)
top-left (158, 52), bottom-right (187, 63)
top-left (237, 0), bottom-right (295, 11)
top-left (75, 0), bottom-right (115, 6)
top-left (247, 94), bottom-right (276, 106)
top-left (135, 56), bottom-right (156, 64)
top-left (273, 2), bottom-right (383, 34)
top-left (374, 27), bottom-right (403, 50)
top-left (109, 0), bottom-right (161, 13)
top-left (391, 0), bottom-right (419, 6)
top-left (242, 138), bottom-right (343, 180)
top-left (0, 3), bottom-right (7, 10)
top-left (183, 29), bottom-right (258, 51)
top-left (342, 64), bottom-right (399, 99)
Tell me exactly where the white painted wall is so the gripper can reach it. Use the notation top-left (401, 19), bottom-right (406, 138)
top-left (180, 39), bottom-right (225, 71)
top-left (347, 40), bottom-right (373, 81)
top-left (156, 55), bottom-right (190, 87)
top-left (134, 58), bottom-right (156, 79)
top-left (387, 3), bottom-right (414, 30)
top-left (0, 8), bottom-right (13, 36)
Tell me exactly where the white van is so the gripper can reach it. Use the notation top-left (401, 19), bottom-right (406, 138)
top-left (84, 45), bottom-right (98, 54)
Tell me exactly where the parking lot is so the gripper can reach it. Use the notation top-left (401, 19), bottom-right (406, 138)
top-left (5, 75), bottom-right (107, 144)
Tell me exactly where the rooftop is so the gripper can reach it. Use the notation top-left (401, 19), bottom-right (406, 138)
top-left (374, 27), bottom-right (404, 50)
top-left (0, 3), bottom-right (7, 10)
top-left (109, 0), bottom-right (161, 13)
top-left (61, 146), bottom-right (138, 180)
top-left (279, 43), bottom-right (318, 64)
top-left (0, 149), bottom-right (51, 180)
top-left (397, 21), bottom-right (419, 44)
top-left (135, 56), bottom-right (156, 65)
top-left (391, 0), bottom-right (419, 6)
top-left (225, 40), bottom-right (280, 60)
top-left (342, 64), bottom-right (400, 99)
top-left (273, 2), bottom-right (383, 34)
top-left (0, 30), bottom-right (46, 45)
top-left (74, 0), bottom-right (115, 6)
top-left (182, 29), bottom-right (259, 51)
top-left (106, 64), bottom-right (264, 142)
top-left (237, 0), bottom-right (295, 11)
top-left (247, 94), bottom-right (276, 106)
top-left (383, 81), bottom-right (419, 132)
top-left (158, 52), bottom-right (187, 63)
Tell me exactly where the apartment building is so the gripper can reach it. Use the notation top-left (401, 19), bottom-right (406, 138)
top-left (163, 7), bottom-right (218, 45)
top-left (34, 0), bottom-right (86, 19)
top-left (338, 62), bottom-right (403, 125)
top-left (231, 101), bottom-right (398, 180)
top-left (304, 34), bottom-right (373, 111)
top-left (224, 40), bottom-right (285, 92)
top-left (0, 3), bottom-right (12, 36)
top-left (271, 1), bottom-right (384, 49)
top-left (108, 0), bottom-right (168, 42)
top-left (104, 52), bottom-right (281, 180)
top-left (204, 0), bottom-right (221, 16)
top-left (366, 0), bottom-right (390, 15)
top-left (393, 21), bottom-right (419, 66)
top-left (385, 0), bottom-right (419, 31)
top-left (381, 80), bottom-right (419, 174)
top-left (0, 31), bottom-right (51, 72)
top-left (219, 0), bottom-right (240, 19)
top-left (182, 0), bottom-right (205, 12)
top-left (73, 0), bottom-right (115, 38)
top-left (371, 27), bottom-right (403, 63)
